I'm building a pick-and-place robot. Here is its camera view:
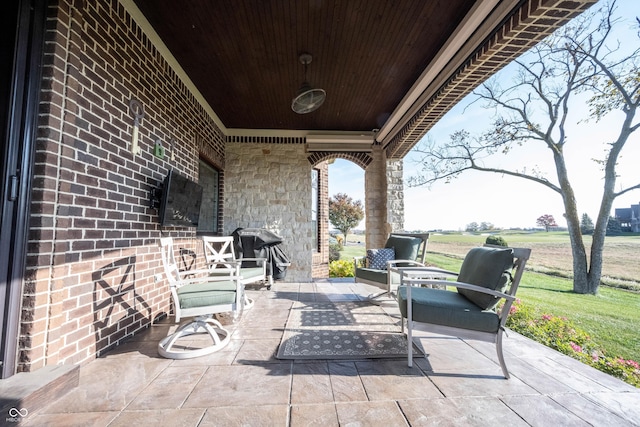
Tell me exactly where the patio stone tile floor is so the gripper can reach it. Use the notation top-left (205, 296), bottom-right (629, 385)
top-left (21, 279), bottom-right (640, 426)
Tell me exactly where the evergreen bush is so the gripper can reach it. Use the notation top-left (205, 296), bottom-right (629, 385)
top-left (329, 242), bottom-right (341, 262)
top-left (329, 259), bottom-right (355, 277)
top-left (485, 235), bottom-right (508, 247)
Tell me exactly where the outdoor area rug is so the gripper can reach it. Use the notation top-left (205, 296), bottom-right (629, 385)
top-left (276, 301), bottom-right (420, 360)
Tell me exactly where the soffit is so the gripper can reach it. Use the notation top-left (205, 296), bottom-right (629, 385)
top-left (131, 0), bottom-right (597, 159)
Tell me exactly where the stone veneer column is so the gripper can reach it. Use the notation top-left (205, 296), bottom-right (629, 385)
top-left (365, 149), bottom-right (405, 250)
top-left (386, 159), bottom-right (404, 232)
top-left (224, 143), bottom-right (313, 282)
top-left (364, 146), bottom-right (390, 250)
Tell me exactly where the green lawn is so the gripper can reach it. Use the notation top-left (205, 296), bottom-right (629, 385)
top-left (339, 243), bottom-right (366, 261)
top-left (337, 233), bottom-right (640, 363)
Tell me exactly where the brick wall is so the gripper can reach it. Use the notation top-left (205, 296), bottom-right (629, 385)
top-left (312, 162), bottom-right (329, 278)
top-left (20, 0), bottom-right (225, 371)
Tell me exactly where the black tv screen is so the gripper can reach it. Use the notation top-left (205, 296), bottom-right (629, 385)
top-left (159, 169), bottom-right (203, 227)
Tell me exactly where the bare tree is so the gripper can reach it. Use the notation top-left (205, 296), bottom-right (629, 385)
top-left (409, 1), bottom-right (640, 294)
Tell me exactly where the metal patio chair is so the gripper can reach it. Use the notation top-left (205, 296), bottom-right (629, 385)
top-left (397, 246), bottom-right (531, 378)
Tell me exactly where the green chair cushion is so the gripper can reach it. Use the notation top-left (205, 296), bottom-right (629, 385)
top-left (397, 286), bottom-right (500, 333)
top-left (355, 235), bottom-right (424, 285)
top-left (355, 268), bottom-right (401, 285)
top-left (239, 267), bottom-right (264, 280)
top-left (456, 247), bottom-right (514, 310)
top-left (177, 280), bottom-right (237, 309)
top-left (209, 267), bottom-right (264, 283)
top-left (385, 235), bottom-right (422, 262)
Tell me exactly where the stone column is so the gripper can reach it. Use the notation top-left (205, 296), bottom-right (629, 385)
top-left (364, 146), bottom-right (390, 249)
top-left (386, 159), bottom-right (404, 232)
top-left (224, 143), bottom-right (313, 282)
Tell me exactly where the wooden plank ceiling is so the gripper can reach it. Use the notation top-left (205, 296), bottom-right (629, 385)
top-left (133, 0), bottom-right (476, 133)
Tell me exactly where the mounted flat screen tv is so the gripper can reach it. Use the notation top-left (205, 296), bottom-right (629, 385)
top-left (159, 169), bottom-right (203, 227)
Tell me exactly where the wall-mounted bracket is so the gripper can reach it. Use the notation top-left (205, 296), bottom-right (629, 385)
top-left (129, 99), bottom-right (145, 156)
top-left (154, 139), bottom-right (165, 159)
top-left (150, 187), bottom-right (162, 209)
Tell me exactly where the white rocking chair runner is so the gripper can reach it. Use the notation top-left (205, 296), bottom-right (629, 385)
top-left (158, 237), bottom-right (244, 359)
top-left (158, 315), bottom-right (230, 359)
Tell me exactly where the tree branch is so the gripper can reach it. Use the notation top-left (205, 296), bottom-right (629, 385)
top-left (467, 164), bottom-right (562, 194)
top-left (614, 183), bottom-right (640, 198)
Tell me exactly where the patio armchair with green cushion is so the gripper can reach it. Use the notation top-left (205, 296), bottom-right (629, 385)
top-left (397, 246), bottom-right (531, 378)
top-left (353, 233), bottom-right (430, 302)
top-left (158, 237), bottom-right (244, 359)
top-left (202, 235), bottom-right (269, 308)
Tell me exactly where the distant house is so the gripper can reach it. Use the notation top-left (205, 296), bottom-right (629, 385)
top-left (615, 203), bottom-right (640, 232)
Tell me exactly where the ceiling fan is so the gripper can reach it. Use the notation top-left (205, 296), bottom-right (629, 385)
top-left (291, 53), bottom-right (326, 114)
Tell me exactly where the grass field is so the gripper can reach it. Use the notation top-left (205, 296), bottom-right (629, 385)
top-left (336, 231), bottom-right (640, 363)
top-left (427, 231), bottom-right (640, 287)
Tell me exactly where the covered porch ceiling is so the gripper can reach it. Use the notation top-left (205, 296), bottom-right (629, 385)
top-left (130, 0), bottom-right (596, 159)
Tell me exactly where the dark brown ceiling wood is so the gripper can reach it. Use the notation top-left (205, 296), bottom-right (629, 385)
top-left (133, 0), bottom-right (476, 131)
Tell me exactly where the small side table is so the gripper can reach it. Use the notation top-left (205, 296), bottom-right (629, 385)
top-left (391, 266), bottom-right (458, 289)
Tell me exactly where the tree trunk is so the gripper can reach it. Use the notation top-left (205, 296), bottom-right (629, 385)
top-left (586, 139), bottom-right (621, 294)
top-left (565, 202), bottom-right (590, 294)
top-left (583, 192), bottom-right (613, 295)
top-left (340, 229), bottom-right (349, 246)
top-left (553, 151), bottom-right (590, 294)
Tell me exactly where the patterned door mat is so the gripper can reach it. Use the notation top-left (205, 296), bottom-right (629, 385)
top-left (276, 301), bottom-right (420, 360)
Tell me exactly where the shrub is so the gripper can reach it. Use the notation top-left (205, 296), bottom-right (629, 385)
top-left (485, 235), bottom-right (508, 246)
top-left (329, 259), bottom-right (355, 277)
top-left (501, 300), bottom-right (640, 387)
top-left (329, 242), bottom-right (341, 262)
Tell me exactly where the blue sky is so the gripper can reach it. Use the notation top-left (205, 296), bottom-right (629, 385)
top-left (329, 0), bottom-right (639, 231)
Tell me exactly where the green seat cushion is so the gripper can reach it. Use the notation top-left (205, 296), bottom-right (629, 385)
top-left (239, 267), bottom-right (265, 280)
top-left (457, 247), bottom-right (514, 310)
top-left (385, 235), bottom-right (422, 262)
top-left (397, 286), bottom-right (500, 333)
top-left (177, 280), bottom-right (237, 309)
top-left (355, 268), bottom-right (401, 285)
top-left (208, 269), bottom-right (235, 278)
top-left (209, 267), bottom-right (264, 281)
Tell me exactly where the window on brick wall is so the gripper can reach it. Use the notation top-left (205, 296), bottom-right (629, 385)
top-left (312, 168), bottom-right (319, 252)
top-left (197, 159), bottom-right (220, 234)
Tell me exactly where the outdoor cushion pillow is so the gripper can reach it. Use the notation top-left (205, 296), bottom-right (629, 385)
top-left (366, 248), bottom-right (395, 270)
top-left (385, 235), bottom-right (422, 261)
top-left (456, 247), bottom-right (514, 310)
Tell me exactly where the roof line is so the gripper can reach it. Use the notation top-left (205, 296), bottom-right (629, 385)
top-left (376, 0), bottom-right (504, 144)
